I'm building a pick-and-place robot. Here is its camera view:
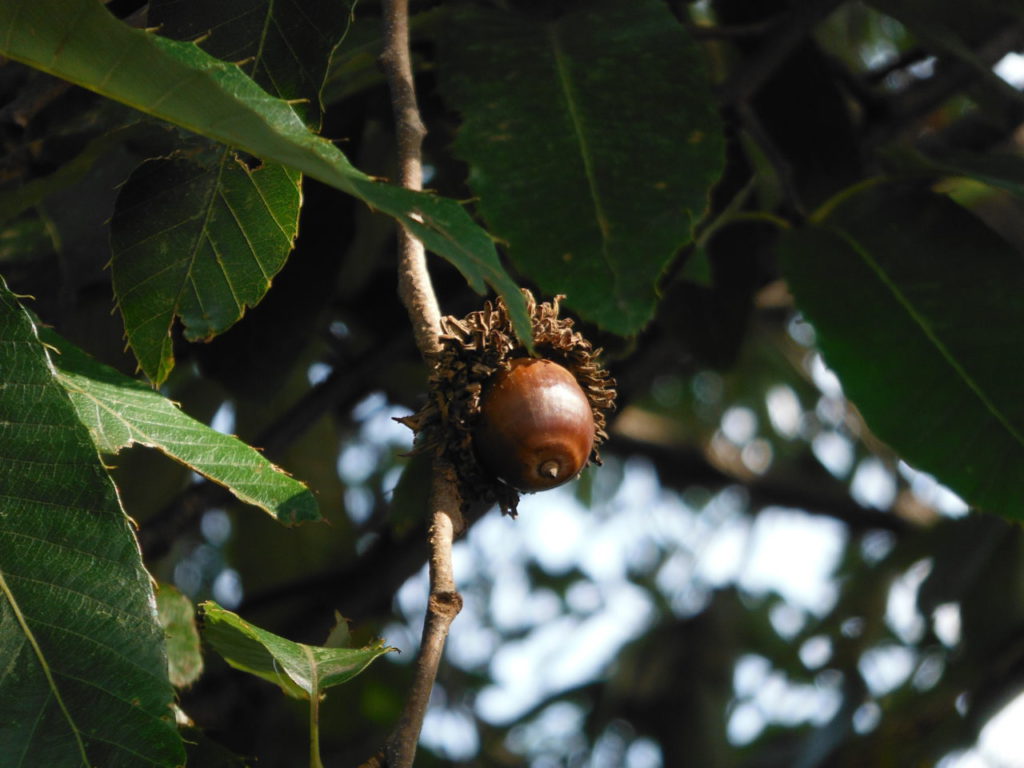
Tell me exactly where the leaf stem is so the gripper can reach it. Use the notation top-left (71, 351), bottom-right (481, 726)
top-left (377, 1), bottom-right (465, 767)
top-left (310, 691), bottom-right (323, 768)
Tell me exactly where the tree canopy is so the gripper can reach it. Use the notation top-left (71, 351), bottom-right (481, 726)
top-left (2, 0), bottom-right (1024, 766)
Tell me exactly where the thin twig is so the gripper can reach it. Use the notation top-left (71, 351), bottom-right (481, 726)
top-left (378, 1), bottom-right (464, 766)
top-left (380, 0), bottom-right (441, 361)
top-left (384, 463), bottom-right (464, 768)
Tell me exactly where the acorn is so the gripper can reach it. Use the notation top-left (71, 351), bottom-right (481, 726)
top-left (397, 290), bottom-right (616, 516)
top-left (473, 358), bottom-right (595, 492)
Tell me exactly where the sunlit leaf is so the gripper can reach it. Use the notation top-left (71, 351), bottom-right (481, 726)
top-left (110, 154), bottom-right (302, 383)
top-left (0, 278), bottom-right (183, 767)
top-left (44, 327), bottom-right (321, 525)
top-left (106, 0), bottom-right (347, 383)
top-left (0, 0), bottom-right (532, 358)
top-left (199, 601), bottom-right (395, 700)
top-left (149, 0), bottom-right (347, 130)
top-left (437, 0), bottom-right (724, 334)
top-left (157, 584), bottom-right (204, 689)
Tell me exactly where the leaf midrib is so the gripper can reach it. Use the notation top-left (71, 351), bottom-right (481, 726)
top-left (0, 569), bottom-right (90, 767)
top-left (56, 372), bottom-right (306, 516)
top-left (180, 150), bottom-right (233, 331)
top-left (837, 227), bottom-right (1024, 451)
top-left (301, 643), bottom-right (319, 697)
top-left (545, 23), bottom-right (620, 291)
top-left (60, 377), bottom-right (248, 475)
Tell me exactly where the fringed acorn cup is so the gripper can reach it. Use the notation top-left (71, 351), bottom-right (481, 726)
top-left (397, 290), bottom-right (616, 517)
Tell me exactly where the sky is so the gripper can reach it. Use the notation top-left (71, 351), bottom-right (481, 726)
top-left (392, 458), bottom-right (1022, 767)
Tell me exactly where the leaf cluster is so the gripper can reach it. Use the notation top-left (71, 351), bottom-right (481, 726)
top-left (2, 0), bottom-right (1024, 766)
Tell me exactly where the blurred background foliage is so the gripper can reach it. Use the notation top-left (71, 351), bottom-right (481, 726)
top-left (3, 0), bottom-right (1024, 766)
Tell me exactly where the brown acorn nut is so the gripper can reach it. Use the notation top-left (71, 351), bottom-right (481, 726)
top-left (473, 358), bottom-right (595, 492)
top-left (395, 290), bottom-right (615, 516)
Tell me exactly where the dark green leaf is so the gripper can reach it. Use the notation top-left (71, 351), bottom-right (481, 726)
top-left (0, 0), bottom-right (533, 354)
top-left (0, 124), bottom-right (150, 225)
top-left (0, 279), bottom-right (183, 767)
top-left (150, 0), bottom-right (348, 130)
top-left (322, 9), bottom-right (388, 104)
top-left (107, 0), bottom-right (349, 382)
top-left (157, 584), bottom-right (204, 688)
top-left (781, 183), bottom-right (1024, 517)
top-left (113, 0), bottom-right (350, 383)
top-left (44, 327), bottom-right (321, 525)
top-left (199, 601), bottom-right (395, 699)
top-left (110, 154), bottom-right (301, 383)
top-left (438, 0), bottom-right (724, 334)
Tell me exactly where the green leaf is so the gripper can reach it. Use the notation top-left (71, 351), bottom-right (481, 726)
top-left (156, 584), bottom-right (203, 689)
top-left (110, 153), bottom-right (302, 384)
top-left (198, 601), bottom-right (395, 700)
top-left (149, 0), bottom-right (347, 130)
top-left (110, 0), bottom-right (347, 383)
top-left (0, 279), bottom-right (183, 767)
top-left (322, 7), bottom-right (389, 104)
top-left (43, 327), bottom-right (321, 525)
top-left (780, 183), bottom-right (1024, 518)
top-left (0, 0), bottom-right (533, 354)
top-left (437, 0), bottom-right (724, 335)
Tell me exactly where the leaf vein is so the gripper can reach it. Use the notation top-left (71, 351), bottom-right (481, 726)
top-left (838, 228), bottom-right (1024, 450)
top-left (0, 569), bottom-right (90, 766)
